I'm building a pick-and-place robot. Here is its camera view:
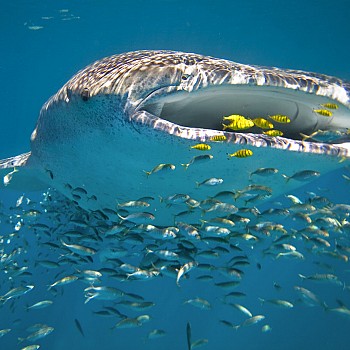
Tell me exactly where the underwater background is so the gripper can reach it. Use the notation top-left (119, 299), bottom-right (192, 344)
top-left (1, 0), bottom-right (350, 349)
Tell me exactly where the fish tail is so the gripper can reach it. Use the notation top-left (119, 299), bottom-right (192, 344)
top-left (143, 170), bottom-right (151, 177)
top-left (60, 239), bottom-right (67, 247)
top-left (222, 123), bottom-right (228, 130)
top-left (195, 182), bottom-right (200, 188)
top-left (199, 219), bottom-right (207, 228)
top-left (17, 337), bottom-right (25, 344)
top-left (281, 174), bottom-right (290, 183)
top-left (258, 297), bottom-right (265, 305)
top-left (145, 248), bottom-right (152, 255)
top-left (233, 192), bottom-right (241, 201)
top-left (300, 133), bottom-right (310, 141)
top-left (298, 273), bottom-right (306, 280)
top-left (117, 213), bottom-right (125, 221)
top-left (181, 163), bottom-right (190, 170)
top-left (321, 301), bottom-right (329, 311)
top-left (84, 296), bottom-right (94, 304)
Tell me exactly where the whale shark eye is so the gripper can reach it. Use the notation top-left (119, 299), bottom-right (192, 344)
top-left (81, 87), bottom-right (90, 101)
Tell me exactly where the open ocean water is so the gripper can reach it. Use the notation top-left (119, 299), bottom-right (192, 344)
top-left (1, 1), bottom-right (350, 349)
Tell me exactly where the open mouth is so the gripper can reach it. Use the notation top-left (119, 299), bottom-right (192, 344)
top-left (140, 85), bottom-right (350, 144)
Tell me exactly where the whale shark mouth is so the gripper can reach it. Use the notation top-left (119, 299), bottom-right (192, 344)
top-left (140, 85), bottom-right (350, 143)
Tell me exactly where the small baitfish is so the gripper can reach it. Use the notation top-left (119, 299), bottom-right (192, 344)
top-left (252, 117), bottom-right (274, 129)
top-left (0, 285), bottom-right (34, 303)
top-left (184, 297), bottom-right (211, 310)
top-left (282, 170), bottom-right (320, 182)
top-left (263, 129), bottom-right (284, 137)
top-left (249, 167), bottom-right (278, 179)
top-left (209, 135), bottom-right (227, 142)
top-left (181, 154), bottom-right (213, 170)
top-left (60, 239), bottom-right (97, 256)
top-left (143, 163), bottom-right (175, 176)
top-left (27, 300), bottom-right (53, 310)
top-left (176, 261), bottom-right (198, 286)
top-left (321, 103), bottom-right (339, 109)
top-left (268, 115), bottom-right (291, 123)
top-left (227, 149), bottom-right (253, 158)
top-left (190, 143), bottom-right (211, 151)
top-left (313, 109), bottom-right (332, 117)
top-left (222, 118), bottom-right (254, 131)
top-left (196, 177), bottom-right (223, 187)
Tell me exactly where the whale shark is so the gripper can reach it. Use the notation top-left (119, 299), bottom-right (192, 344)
top-left (1, 50), bottom-right (349, 224)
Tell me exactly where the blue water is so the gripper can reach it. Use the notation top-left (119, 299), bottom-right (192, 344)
top-left (1, 1), bottom-right (350, 349)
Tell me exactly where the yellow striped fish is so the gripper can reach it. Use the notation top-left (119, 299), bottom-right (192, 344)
top-left (227, 149), bottom-right (253, 158)
top-left (313, 109), bottom-right (333, 117)
top-left (321, 103), bottom-right (339, 109)
top-left (222, 119), bottom-right (254, 131)
top-left (209, 135), bottom-right (227, 142)
top-left (263, 130), bottom-right (283, 137)
top-left (191, 143), bottom-right (211, 151)
top-left (268, 115), bottom-right (291, 123)
top-left (252, 118), bottom-right (274, 129)
top-left (222, 114), bottom-right (246, 122)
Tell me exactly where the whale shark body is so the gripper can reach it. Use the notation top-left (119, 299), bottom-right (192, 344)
top-left (1, 50), bottom-right (350, 224)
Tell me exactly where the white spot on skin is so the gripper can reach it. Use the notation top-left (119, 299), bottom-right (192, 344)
top-left (30, 128), bottom-right (37, 141)
top-left (102, 81), bottom-right (112, 89)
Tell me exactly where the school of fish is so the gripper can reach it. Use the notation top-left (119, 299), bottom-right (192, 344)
top-left (0, 110), bottom-right (350, 349)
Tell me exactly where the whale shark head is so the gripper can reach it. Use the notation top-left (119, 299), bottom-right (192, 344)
top-left (1, 50), bottom-right (350, 223)
top-left (33, 50), bottom-right (350, 142)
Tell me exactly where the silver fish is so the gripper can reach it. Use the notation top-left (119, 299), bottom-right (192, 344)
top-left (176, 261), bottom-right (198, 286)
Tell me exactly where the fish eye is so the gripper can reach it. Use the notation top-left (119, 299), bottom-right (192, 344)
top-left (81, 87), bottom-right (90, 101)
top-left (181, 74), bottom-right (190, 81)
